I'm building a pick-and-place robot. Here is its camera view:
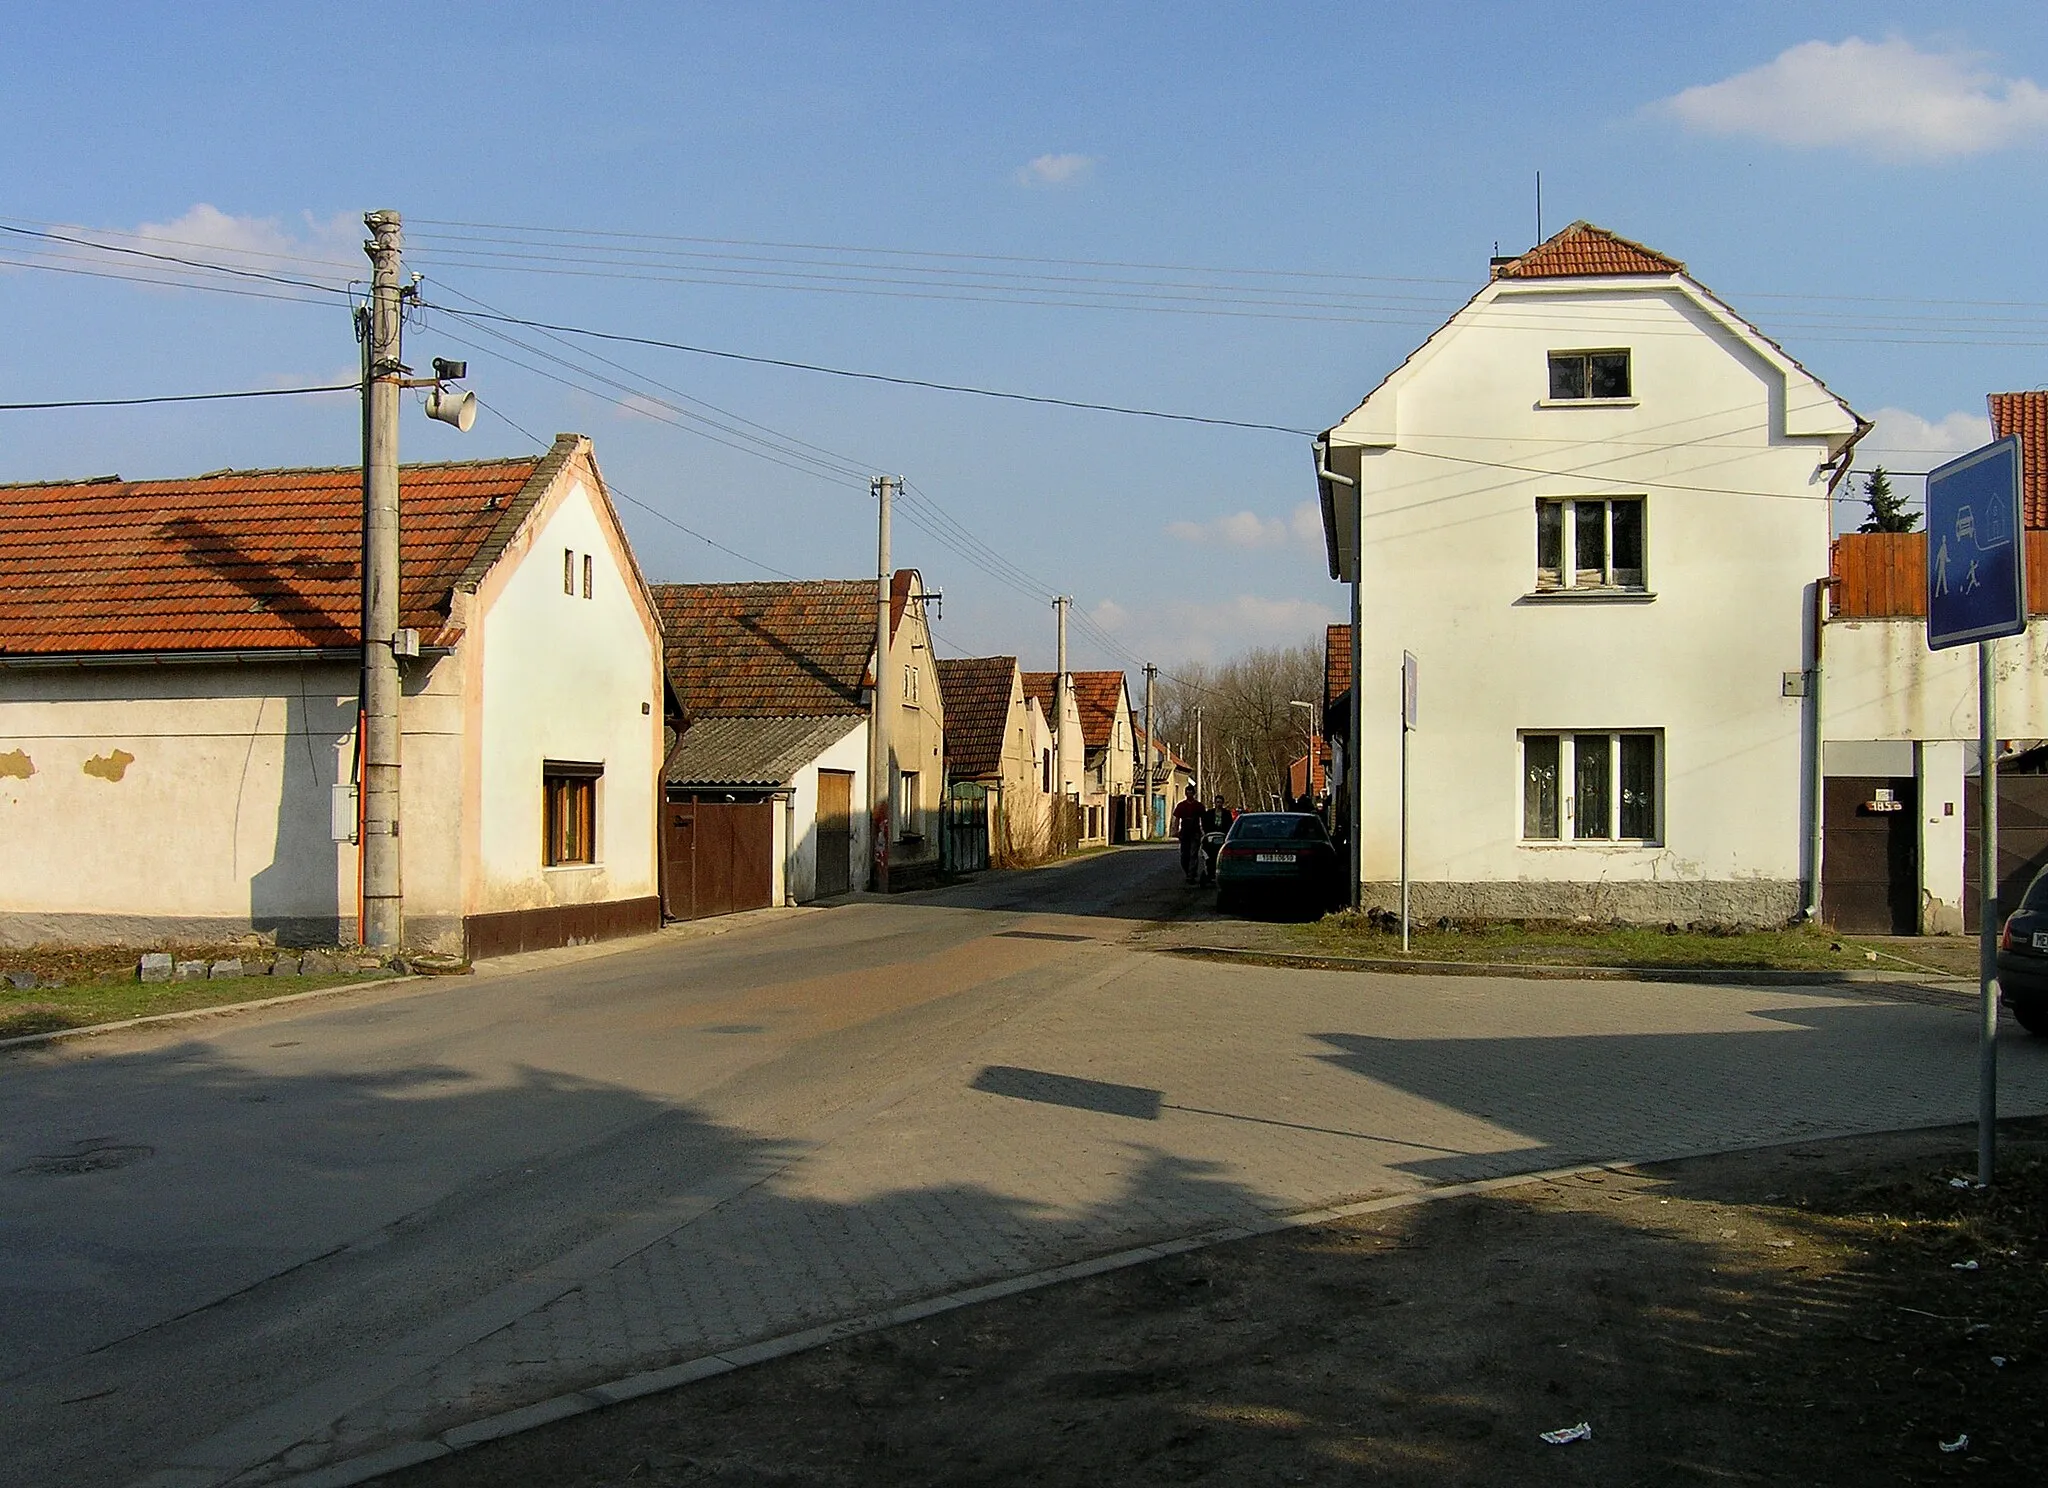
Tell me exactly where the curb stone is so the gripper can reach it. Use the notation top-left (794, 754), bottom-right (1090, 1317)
top-left (256, 1161), bottom-right (1627, 1488)
top-left (1155, 942), bottom-right (1979, 989)
top-left (0, 973), bottom-right (407, 1053)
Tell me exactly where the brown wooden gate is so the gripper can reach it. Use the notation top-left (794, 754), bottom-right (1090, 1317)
top-left (663, 797), bottom-right (774, 920)
top-left (815, 769), bottom-right (854, 897)
top-left (1964, 776), bottom-right (2048, 923)
top-left (1823, 775), bottom-right (1918, 934)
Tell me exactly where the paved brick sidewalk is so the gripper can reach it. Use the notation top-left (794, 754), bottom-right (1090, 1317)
top-left (242, 952), bottom-right (2048, 1484)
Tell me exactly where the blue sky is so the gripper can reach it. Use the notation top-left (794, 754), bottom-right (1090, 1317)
top-left (4, 3), bottom-right (2045, 671)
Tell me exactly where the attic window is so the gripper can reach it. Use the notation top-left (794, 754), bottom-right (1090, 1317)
top-left (1547, 350), bottom-right (1631, 401)
top-left (583, 553), bottom-right (593, 599)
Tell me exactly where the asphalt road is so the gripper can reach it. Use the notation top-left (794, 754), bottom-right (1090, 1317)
top-left (0, 849), bottom-right (1189, 1488)
top-left (4, 847), bottom-right (2044, 1488)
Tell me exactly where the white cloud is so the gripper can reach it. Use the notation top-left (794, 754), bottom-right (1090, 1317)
top-left (130, 204), bottom-right (360, 280)
top-left (1089, 593), bottom-right (1337, 668)
top-left (1657, 37), bottom-right (2048, 161)
top-left (1834, 406), bottom-right (1992, 533)
top-left (1860, 406), bottom-right (1991, 472)
top-left (1167, 500), bottom-right (1322, 549)
top-left (1016, 152), bottom-right (1097, 187)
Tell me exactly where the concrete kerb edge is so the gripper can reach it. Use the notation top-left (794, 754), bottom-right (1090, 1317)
top-left (259, 1160), bottom-right (1627, 1488)
top-left (256, 1111), bottom-right (2048, 1488)
top-left (1158, 943), bottom-right (1977, 990)
top-left (0, 973), bottom-right (409, 1054)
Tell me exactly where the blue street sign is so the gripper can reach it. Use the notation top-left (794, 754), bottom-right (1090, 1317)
top-left (1926, 435), bottom-right (2027, 651)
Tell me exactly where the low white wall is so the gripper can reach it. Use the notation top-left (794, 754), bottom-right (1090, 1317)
top-left (1824, 618), bottom-right (2048, 744)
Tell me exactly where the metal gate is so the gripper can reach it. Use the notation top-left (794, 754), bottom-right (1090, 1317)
top-left (940, 781), bottom-right (989, 875)
top-left (663, 797), bottom-right (774, 920)
top-left (1823, 775), bottom-right (1918, 934)
top-left (1965, 775), bottom-right (2048, 923)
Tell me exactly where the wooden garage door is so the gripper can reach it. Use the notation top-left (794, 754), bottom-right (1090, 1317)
top-left (663, 797), bottom-right (775, 920)
top-left (816, 770), bottom-right (854, 897)
top-left (1964, 776), bottom-right (2048, 923)
top-left (1823, 775), bottom-right (1917, 935)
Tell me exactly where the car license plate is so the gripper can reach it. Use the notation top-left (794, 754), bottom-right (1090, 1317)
top-left (1255, 853), bottom-right (1296, 864)
top-left (2032, 931), bottom-right (2048, 951)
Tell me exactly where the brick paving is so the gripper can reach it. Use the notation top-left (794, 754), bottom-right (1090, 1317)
top-left (264, 946), bottom-right (2048, 1483)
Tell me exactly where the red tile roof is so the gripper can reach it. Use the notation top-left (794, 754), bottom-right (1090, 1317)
top-left (1020, 671), bottom-right (1057, 718)
top-left (1493, 221), bottom-right (1683, 280)
top-left (1324, 623), bottom-right (1352, 707)
top-left (0, 439), bottom-right (573, 657)
top-left (1133, 723), bottom-right (1190, 774)
top-left (1989, 391), bottom-right (2048, 530)
top-left (935, 656), bottom-right (1017, 780)
top-left (1069, 671), bottom-right (1127, 749)
top-left (652, 579), bottom-right (878, 718)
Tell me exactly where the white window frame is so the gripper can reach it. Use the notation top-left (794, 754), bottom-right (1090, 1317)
top-left (1545, 348), bottom-right (1633, 403)
top-left (1536, 497), bottom-right (1647, 593)
top-left (896, 768), bottom-right (921, 840)
top-left (1519, 730), bottom-right (1662, 845)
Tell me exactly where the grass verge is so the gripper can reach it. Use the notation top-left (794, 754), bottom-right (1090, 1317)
top-left (1283, 915), bottom-right (1958, 974)
top-left (1, 943), bottom-right (389, 1041)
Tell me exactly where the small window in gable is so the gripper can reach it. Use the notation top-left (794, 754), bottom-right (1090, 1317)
top-left (582, 553), bottom-right (593, 599)
top-left (563, 548), bottom-right (575, 595)
top-left (1547, 350), bottom-right (1631, 401)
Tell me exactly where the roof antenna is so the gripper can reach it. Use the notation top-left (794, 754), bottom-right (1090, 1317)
top-left (1535, 170), bottom-right (1543, 245)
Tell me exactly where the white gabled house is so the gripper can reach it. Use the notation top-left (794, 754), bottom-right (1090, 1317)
top-left (0, 434), bottom-right (668, 955)
top-left (1314, 222), bottom-right (1867, 924)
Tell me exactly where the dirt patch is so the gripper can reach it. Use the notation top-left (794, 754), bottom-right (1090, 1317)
top-left (382, 1122), bottom-right (2048, 1486)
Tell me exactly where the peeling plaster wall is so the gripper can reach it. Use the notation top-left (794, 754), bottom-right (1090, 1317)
top-left (0, 661), bottom-right (364, 945)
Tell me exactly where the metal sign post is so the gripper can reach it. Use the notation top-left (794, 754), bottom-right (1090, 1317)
top-left (1925, 435), bottom-right (2026, 1186)
top-left (1400, 651), bottom-right (1417, 953)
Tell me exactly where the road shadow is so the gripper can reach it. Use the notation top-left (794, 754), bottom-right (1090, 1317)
top-left (368, 1124), bottom-right (2048, 1486)
top-left (0, 1029), bottom-right (1284, 1488)
top-left (1309, 998), bottom-right (2048, 1184)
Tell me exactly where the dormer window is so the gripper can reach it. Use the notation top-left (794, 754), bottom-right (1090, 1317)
top-left (1548, 350), bottom-right (1631, 401)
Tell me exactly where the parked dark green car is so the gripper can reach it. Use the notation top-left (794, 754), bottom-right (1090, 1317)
top-left (1214, 812), bottom-right (1340, 916)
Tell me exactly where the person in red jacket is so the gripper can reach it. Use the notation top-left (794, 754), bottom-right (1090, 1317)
top-left (1171, 785), bottom-right (1206, 883)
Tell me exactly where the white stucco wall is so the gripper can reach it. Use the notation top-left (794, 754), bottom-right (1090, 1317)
top-left (1824, 618), bottom-right (2048, 744)
top-left (469, 464), bottom-right (664, 917)
top-left (0, 661), bottom-right (361, 944)
top-left (1328, 277), bottom-right (1857, 921)
top-left (783, 721), bottom-right (868, 902)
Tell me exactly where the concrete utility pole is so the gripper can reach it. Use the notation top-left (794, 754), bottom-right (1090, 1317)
top-left (1142, 662), bottom-right (1157, 840)
top-left (870, 475), bottom-right (898, 893)
top-left (1194, 705), bottom-right (1204, 800)
top-left (1052, 596), bottom-right (1072, 796)
top-left (359, 210), bottom-right (406, 948)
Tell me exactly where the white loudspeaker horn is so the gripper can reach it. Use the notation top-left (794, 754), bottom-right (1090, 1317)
top-left (424, 385), bottom-right (477, 432)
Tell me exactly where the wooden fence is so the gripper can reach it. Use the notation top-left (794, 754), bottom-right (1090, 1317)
top-left (1830, 530), bottom-right (2048, 619)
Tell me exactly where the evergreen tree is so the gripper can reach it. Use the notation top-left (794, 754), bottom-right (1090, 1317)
top-left (1857, 466), bottom-right (1919, 533)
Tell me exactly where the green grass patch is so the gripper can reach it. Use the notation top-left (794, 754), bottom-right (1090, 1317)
top-left (1287, 915), bottom-right (1948, 973)
top-left (1, 944), bottom-right (391, 1042)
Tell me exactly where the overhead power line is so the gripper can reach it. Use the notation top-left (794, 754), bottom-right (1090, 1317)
top-left (417, 301), bottom-right (1313, 435)
top-left (0, 380), bottom-right (358, 412)
top-left (0, 222), bottom-right (353, 297)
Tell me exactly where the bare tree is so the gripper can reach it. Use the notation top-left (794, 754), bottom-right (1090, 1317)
top-left (1153, 639), bottom-right (1323, 807)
